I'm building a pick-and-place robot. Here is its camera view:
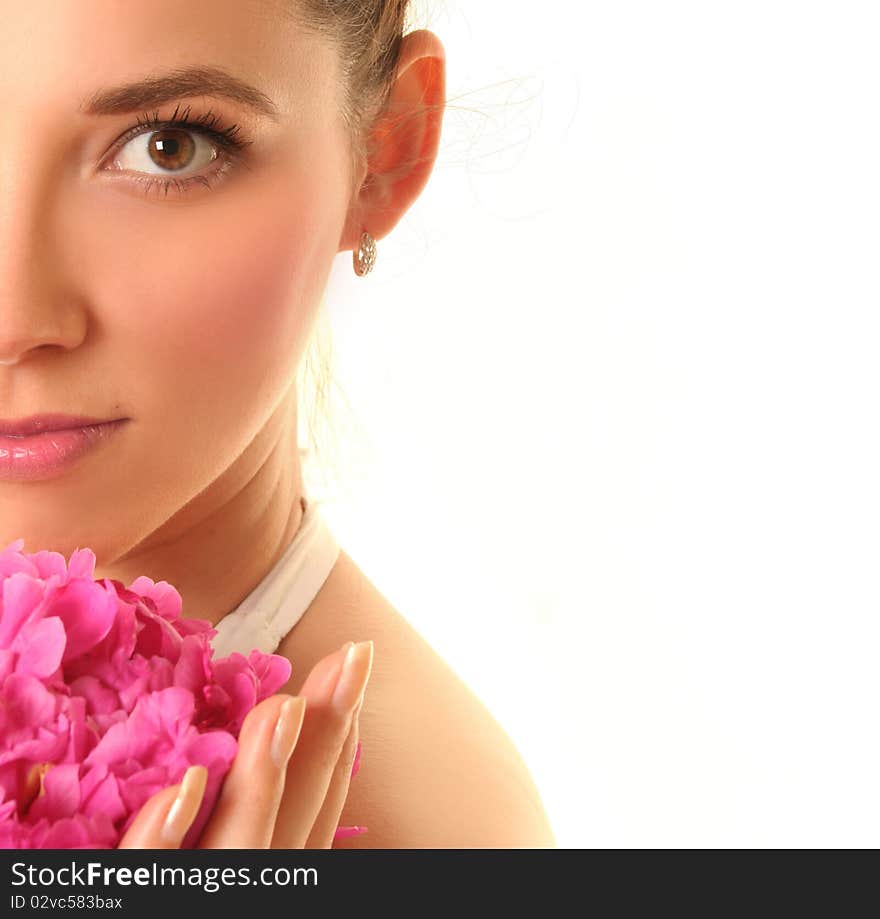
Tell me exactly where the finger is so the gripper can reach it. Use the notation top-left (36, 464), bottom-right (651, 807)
top-left (271, 639), bottom-right (373, 848)
top-left (118, 765), bottom-right (208, 849)
top-left (197, 693), bottom-right (306, 849)
top-left (304, 700), bottom-right (361, 848)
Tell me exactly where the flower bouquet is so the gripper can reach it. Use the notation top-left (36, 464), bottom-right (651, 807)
top-left (0, 537), bottom-right (363, 848)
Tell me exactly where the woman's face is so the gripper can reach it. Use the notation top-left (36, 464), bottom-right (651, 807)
top-left (0, 1), bottom-right (354, 562)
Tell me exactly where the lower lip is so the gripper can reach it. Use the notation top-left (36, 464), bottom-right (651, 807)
top-left (0, 420), bottom-right (129, 482)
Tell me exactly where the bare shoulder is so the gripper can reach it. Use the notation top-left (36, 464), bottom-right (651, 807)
top-left (274, 548), bottom-right (556, 848)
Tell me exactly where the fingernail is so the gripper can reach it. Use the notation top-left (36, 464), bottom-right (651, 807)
top-left (315, 641), bottom-right (353, 697)
top-left (331, 640), bottom-right (373, 714)
top-left (162, 765), bottom-right (208, 844)
top-left (271, 696), bottom-right (306, 768)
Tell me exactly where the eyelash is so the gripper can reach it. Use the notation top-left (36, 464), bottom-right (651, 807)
top-left (105, 103), bottom-right (255, 198)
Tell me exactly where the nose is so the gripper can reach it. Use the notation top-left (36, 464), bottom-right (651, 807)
top-left (0, 193), bottom-right (87, 366)
top-left (0, 288), bottom-right (83, 366)
top-left (0, 105), bottom-right (88, 367)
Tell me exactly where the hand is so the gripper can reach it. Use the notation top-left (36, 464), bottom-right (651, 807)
top-left (118, 639), bottom-right (373, 849)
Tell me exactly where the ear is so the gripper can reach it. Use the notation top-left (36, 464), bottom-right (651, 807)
top-left (339, 29), bottom-right (446, 252)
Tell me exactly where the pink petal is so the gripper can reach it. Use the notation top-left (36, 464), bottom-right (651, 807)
top-left (0, 542), bottom-right (37, 582)
top-left (132, 605), bottom-right (183, 660)
top-left (247, 649), bottom-right (292, 699)
top-left (27, 763), bottom-right (82, 821)
top-left (185, 729), bottom-right (237, 770)
top-left (3, 673), bottom-right (57, 730)
top-left (0, 648), bottom-right (15, 682)
top-left (64, 547), bottom-right (98, 582)
top-left (50, 579), bottom-right (117, 661)
top-left (84, 687), bottom-right (195, 768)
top-left (173, 635), bottom-right (212, 695)
top-left (0, 573), bottom-right (48, 647)
top-left (128, 577), bottom-right (183, 623)
top-left (333, 825), bottom-right (369, 840)
top-left (80, 766), bottom-right (126, 823)
top-left (28, 548), bottom-right (74, 583)
top-left (0, 723), bottom-right (69, 768)
top-left (68, 675), bottom-right (120, 716)
top-left (13, 616), bottom-right (66, 678)
top-left (38, 814), bottom-right (115, 849)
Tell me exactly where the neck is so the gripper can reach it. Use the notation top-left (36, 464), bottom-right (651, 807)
top-left (91, 398), bottom-right (306, 627)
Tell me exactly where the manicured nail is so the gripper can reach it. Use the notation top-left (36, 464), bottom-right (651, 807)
top-left (315, 642), bottom-right (353, 697)
top-left (271, 696), bottom-right (306, 768)
top-left (351, 740), bottom-right (363, 779)
top-left (162, 765), bottom-right (207, 844)
top-left (331, 641), bottom-right (373, 714)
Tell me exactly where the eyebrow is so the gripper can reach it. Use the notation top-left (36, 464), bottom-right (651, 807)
top-left (80, 65), bottom-right (281, 122)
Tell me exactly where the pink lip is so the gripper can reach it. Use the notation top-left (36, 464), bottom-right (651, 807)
top-left (0, 414), bottom-right (120, 437)
top-left (0, 419), bottom-right (129, 482)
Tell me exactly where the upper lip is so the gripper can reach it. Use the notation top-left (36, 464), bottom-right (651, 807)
top-left (0, 414), bottom-right (123, 436)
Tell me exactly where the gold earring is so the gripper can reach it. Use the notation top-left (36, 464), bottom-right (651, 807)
top-left (353, 230), bottom-right (377, 277)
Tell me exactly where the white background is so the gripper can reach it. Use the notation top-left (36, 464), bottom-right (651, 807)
top-left (307, 1), bottom-right (880, 847)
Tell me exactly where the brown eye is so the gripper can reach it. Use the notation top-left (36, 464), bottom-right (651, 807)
top-left (108, 127), bottom-right (219, 179)
top-left (100, 112), bottom-right (252, 199)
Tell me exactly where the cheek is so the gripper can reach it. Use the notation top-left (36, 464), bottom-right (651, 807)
top-left (107, 189), bottom-right (330, 446)
top-left (164, 208), bottom-right (314, 391)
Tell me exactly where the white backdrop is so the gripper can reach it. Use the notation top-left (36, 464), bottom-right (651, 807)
top-left (309, 1), bottom-right (880, 847)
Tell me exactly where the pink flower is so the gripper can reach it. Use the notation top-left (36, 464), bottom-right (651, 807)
top-left (0, 538), bottom-right (291, 848)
